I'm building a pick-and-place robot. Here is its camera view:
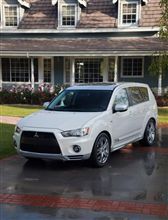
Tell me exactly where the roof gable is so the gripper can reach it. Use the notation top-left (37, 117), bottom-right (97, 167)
top-left (18, 0), bottom-right (161, 30)
top-left (51, 0), bottom-right (87, 7)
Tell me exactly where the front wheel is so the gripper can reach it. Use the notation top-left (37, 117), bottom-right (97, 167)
top-left (140, 119), bottom-right (156, 146)
top-left (90, 133), bottom-right (110, 167)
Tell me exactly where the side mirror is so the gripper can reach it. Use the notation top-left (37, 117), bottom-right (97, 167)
top-left (43, 101), bottom-right (50, 109)
top-left (114, 104), bottom-right (128, 113)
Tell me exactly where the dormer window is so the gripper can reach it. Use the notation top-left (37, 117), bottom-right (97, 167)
top-left (61, 4), bottom-right (76, 27)
top-left (119, 0), bottom-right (140, 27)
top-left (4, 5), bottom-right (18, 27)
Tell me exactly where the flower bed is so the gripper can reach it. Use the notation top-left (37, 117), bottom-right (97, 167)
top-left (0, 84), bottom-right (66, 105)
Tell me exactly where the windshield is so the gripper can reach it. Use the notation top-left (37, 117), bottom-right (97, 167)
top-left (47, 89), bottom-right (113, 112)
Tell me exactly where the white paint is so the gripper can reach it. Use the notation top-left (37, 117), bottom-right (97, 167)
top-left (17, 0), bottom-right (30, 8)
top-left (114, 56), bottom-right (118, 82)
top-left (112, 0), bottom-right (148, 4)
top-left (158, 74), bottom-right (162, 96)
top-left (31, 58), bottom-right (34, 90)
top-left (52, 0), bottom-right (87, 7)
top-left (70, 57), bottom-right (75, 86)
top-left (38, 57), bottom-right (44, 84)
top-left (13, 83), bottom-right (158, 163)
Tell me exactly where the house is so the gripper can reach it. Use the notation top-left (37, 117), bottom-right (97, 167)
top-left (0, 0), bottom-right (168, 93)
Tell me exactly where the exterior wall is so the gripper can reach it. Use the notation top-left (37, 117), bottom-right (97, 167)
top-left (118, 57), bottom-right (157, 87)
top-left (118, 56), bottom-right (168, 90)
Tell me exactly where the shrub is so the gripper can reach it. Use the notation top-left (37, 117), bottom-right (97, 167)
top-left (0, 84), bottom-right (67, 105)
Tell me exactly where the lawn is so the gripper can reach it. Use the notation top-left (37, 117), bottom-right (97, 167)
top-left (0, 104), bottom-right (168, 123)
top-left (158, 107), bottom-right (168, 124)
top-left (0, 123), bottom-right (16, 159)
top-left (0, 104), bottom-right (42, 117)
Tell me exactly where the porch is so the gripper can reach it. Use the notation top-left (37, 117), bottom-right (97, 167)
top-left (0, 37), bottom-right (168, 91)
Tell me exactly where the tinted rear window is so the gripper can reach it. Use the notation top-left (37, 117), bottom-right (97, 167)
top-left (128, 87), bottom-right (149, 105)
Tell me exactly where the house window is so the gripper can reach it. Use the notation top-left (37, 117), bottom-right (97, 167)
top-left (2, 58), bottom-right (38, 82)
top-left (120, 1), bottom-right (139, 26)
top-left (61, 5), bottom-right (76, 27)
top-left (4, 5), bottom-right (18, 27)
top-left (121, 57), bottom-right (144, 77)
top-left (44, 59), bottom-right (52, 83)
top-left (75, 58), bottom-right (103, 83)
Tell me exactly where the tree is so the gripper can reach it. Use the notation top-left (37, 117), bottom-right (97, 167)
top-left (149, 0), bottom-right (168, 96)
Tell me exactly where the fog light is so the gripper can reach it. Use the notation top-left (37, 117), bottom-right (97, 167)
top-left (73, 145), bottom-right (81, 153)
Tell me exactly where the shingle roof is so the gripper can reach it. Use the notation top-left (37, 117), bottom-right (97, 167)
top-left (1, 38), bottom-right (167, 55)
top-left (18, 0), bottom-right (161, 29)
top-left (19, 0), bottom-right (57, 29)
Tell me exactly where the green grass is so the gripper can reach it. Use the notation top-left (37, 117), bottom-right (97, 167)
top-left (158, 107), bottom-right (168, 123)
top-left (0, 104), bottom-right (168, 123)
top-left (0, 123), bottom-right (16, 159)
top-left (0, 104), bottom-right (42, 117)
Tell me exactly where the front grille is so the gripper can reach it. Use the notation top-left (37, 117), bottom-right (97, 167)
top-left (20, 131), bottom-right (61, 154)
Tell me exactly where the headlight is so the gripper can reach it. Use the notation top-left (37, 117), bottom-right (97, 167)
top-left (15, 126), bottom-right (21, 134)
top-left (61, 127), bottom-right (90, 137)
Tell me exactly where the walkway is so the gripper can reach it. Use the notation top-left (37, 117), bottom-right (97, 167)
top-left (0, 116), bottom-right (21, 125)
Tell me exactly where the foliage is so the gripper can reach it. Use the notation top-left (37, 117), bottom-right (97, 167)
top-left (155, 92), bottom-right (168, 107)
top-left (149, 0), bottom-right (168, 77)
top-left (159, 0), bottom-right (168, 39)
top-left (0, 84), bottom-right (67, 105)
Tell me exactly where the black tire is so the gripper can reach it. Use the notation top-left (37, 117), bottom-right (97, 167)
top-left (90, 133), bottom-right (110, 167)
top-left (140, 119), bottom-right (156, 146)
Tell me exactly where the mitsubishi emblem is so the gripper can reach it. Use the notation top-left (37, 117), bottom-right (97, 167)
top-left (34, 132), bottom-right (39, 138)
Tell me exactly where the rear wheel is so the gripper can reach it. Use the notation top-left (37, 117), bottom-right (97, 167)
top-left (140, 119), bottom-right (156, 146)
top-left (90, 133), bottom-right (110, 167)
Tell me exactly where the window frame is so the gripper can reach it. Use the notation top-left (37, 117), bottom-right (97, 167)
top-left (60, 3), bottom-right (77, 28)
top-left (113, 88), bottom-right (130, 110)
top-left (3, 4), bottom-right (19, 28)
top-left (43, 58), bottom-right (53, 83)
top-left (118, 0), bottom-right (140, 27)
top-left (1, 58), bottom-right (39, 83)
top-left (121, 57), bottom-right (144, 78)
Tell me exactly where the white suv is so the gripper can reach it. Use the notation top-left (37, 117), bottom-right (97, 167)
top-left (13, 83), bottom-right (157, 167)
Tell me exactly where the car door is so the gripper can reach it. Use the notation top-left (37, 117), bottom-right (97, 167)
top-left (111, 88), bottom-right (134, 149)
top-left (127, 87), bottom-right (146, 136)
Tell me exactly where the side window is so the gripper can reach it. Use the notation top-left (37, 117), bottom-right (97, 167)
top-left (113, 89), bottom-right (129, 107)
top-left (128, 87), bottom-right (144, 105)
top-left (139, 87), bottom-right (149, 102)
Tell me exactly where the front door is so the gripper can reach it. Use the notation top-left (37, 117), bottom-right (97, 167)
top-left (111, 88), bottom-right (134, 149)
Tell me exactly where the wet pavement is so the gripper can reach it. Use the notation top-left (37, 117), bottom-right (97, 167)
top-left (0, 127), bottom-right (168, 219)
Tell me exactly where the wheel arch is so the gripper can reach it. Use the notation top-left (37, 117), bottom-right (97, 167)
top-left (97, 130), bottom-right (112, 151)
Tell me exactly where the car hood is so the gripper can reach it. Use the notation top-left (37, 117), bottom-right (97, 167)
top-left (18, 110), bottom-right (101, 131)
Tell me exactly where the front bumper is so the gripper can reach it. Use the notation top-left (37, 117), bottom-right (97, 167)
top-left (13, 128), bottom-right (93, 161)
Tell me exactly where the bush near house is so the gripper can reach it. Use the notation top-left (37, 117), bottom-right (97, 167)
top-left (0, 84), bottom-right (168, 106)
top-left (155, 93), bottom-right (168, 107)
top-left (0, 84), bottom-right (66, 105)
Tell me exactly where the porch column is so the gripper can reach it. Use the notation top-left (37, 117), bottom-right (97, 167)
top-left (31, 58), bottom-right (35, 90)
top-left (70, 57), bottom-right (75, 86)
top-left (103, 57), bottom-right (108, 82)
top-left (0, 58), bottom-right (2, 90)
top-left (114, 56), bottom-right (118, 83)
top-left (39, 57), bottom-right (44, 84)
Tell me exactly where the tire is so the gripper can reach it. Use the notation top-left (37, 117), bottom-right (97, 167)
top-left (140, 119), bottom-right (156, 146)
top-left (90, 133), bottom-right (110, 167)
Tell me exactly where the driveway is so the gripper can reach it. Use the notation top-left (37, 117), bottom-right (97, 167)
top-left (0, 127), bottom-right (168, 220)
